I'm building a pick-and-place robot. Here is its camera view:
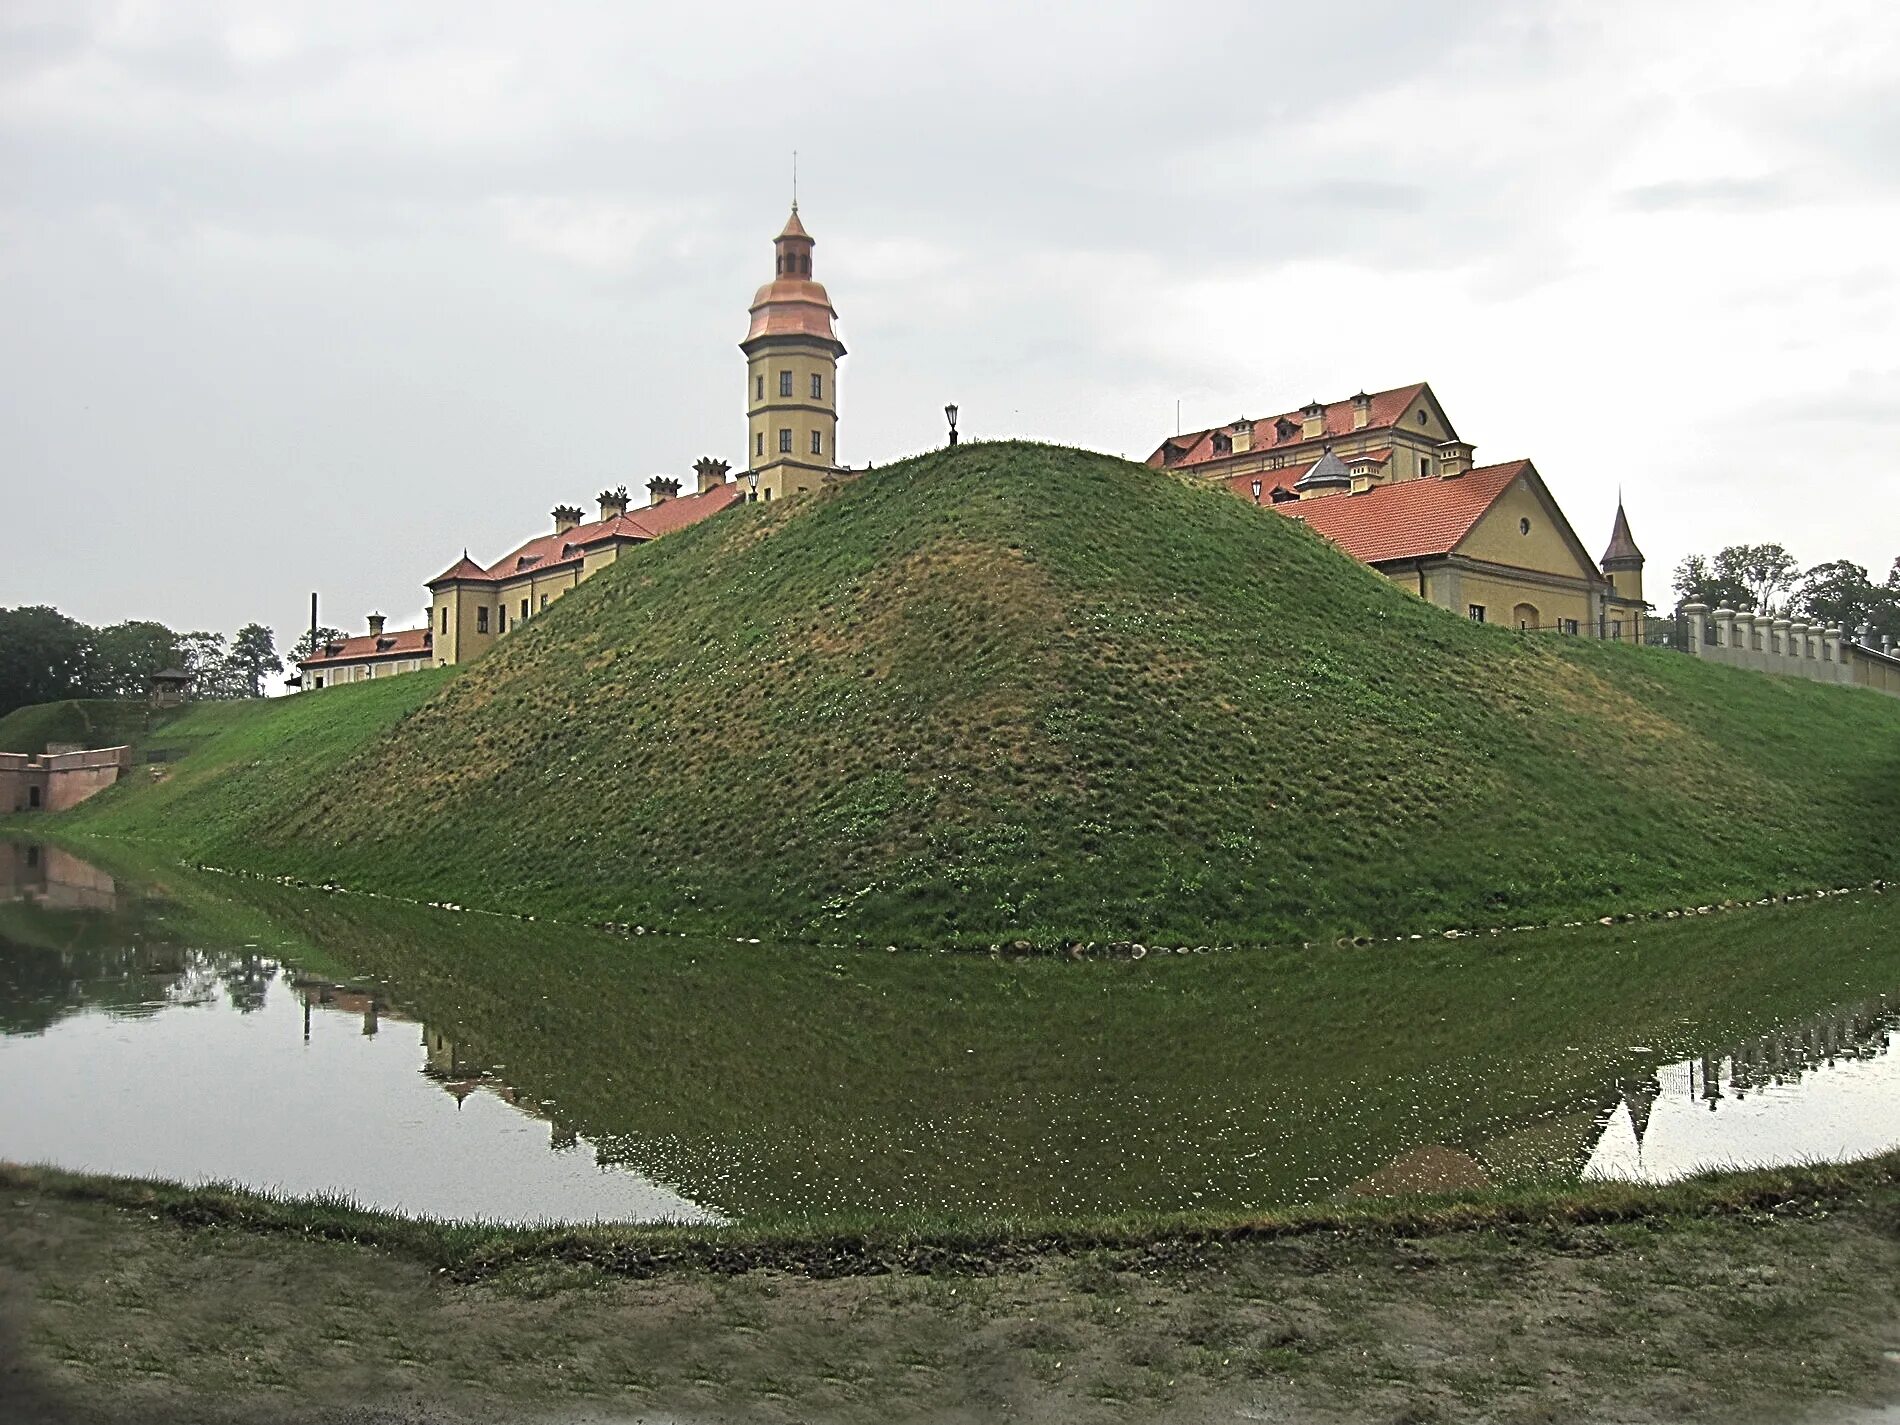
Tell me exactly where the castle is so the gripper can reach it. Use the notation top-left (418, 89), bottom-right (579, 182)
top-left (296, 205), bottom-right (850, 688)
top-left (298, 208), bottom-right (1650, 691)
top-left (1150, 385), bottom-right (1647, 642)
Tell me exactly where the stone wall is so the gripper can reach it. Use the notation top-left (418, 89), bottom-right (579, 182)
top-left (1679, 604), bottom-right (1900, 698)
top-left (1, 746), bottom-right (131, 813)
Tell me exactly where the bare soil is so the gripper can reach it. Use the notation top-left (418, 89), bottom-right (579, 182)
top-left (5, 1187), bottom-right (1900, 1425)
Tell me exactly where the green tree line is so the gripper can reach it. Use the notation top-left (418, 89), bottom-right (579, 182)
top-left (1674, 546), bottom-right (1900, 640)
top-left (0, 606), bottom-right (289, 717)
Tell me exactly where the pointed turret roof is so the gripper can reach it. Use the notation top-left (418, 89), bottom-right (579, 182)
top-left (427, 554), bottom-right (497, 587)
top-left (777, 206), bottom-right (810, 241)
top-left (1293, 446), bottom-right (1353, 492)
top-left (1601, 500), bottom-right (1644, 568)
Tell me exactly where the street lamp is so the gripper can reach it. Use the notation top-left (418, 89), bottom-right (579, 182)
top-left (945, 403), bottom-right (959, 448)
top-left (1250, 479), bottom-right (1263, 504)
top-left (746, 471), bottom-right (760, 503)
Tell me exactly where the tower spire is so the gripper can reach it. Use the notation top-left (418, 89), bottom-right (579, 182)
top-left (792, 149), bottom-right (798, 213)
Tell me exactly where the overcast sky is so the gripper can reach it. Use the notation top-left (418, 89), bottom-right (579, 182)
top-left (3, 0), bottom-right (1897, 659)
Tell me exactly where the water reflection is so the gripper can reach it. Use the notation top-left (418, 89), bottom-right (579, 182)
top-left (1585, 996), bottom-right (1897, 1184)
top-left (2, 838), bottom-right (1898, 1226)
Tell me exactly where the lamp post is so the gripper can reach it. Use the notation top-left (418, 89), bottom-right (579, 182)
top-left (1250, 479), bottom-right (1263, 505)
top-left (746, 471), bottom-right (760, 503)
top-left (945, 403), bottom-right (959, 448)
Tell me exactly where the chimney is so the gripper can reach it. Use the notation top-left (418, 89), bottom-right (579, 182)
top-left (597, 485), bottom-right (630, 521)
top-left (366, 613), bottom-right (386, 638)
top-left (1437, 441), bottom-right (1475, 477)
top-left (552, 504), bottom-right (583, 534)
top-left (694, 456), bottom-right (731, 495)
top-left (647, 476), bottom-right (681, 505)
top-left (1351, 391), bottom-right (1372, 430)
top-left (1229, 419), bottom-right (1252, 455)
top-left (1301, 399), bottom-right (1327, 441)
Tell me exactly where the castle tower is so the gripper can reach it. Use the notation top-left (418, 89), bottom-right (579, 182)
top-left (740, 206), bottom-right (845, 501)
top-left (1600, 499), bottom-right (1645, 605)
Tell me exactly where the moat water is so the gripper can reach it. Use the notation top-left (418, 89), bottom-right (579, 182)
top-left (2, 838), bottom-right (1896, 1226)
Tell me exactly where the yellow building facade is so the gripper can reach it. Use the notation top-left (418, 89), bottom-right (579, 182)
top-left (1151, 384), bottom-right (1647, 641)
top-left (740, 207), bottom-right (847, 502)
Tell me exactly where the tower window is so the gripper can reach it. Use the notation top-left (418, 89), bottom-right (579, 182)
top-left (779, 428), bottom-right (792, 452)
top-left (755, 375), bottom-right (764, 401)
top-left (811, 430), bottom-right (823, 455)
top-left (756, 431), bottom-right (764, 457)
top-left (1420, 457), bottom-right (1431, 477)
top-left (521, 598), bottom-right (529, 620)
top-left (476, 607), bottom-right (490, 634)
top-left (1468, 605), bottom-right (1486, 623)
top-left (1519, 517), bottom-right (1532, 535)
top-left (779, 370), bottom-right (793, 397)
top-left (439, 607), bottom-right (447, 633)
top-left (811, 373), bottom-right (823, 400)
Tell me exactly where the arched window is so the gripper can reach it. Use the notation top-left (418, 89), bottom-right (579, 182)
top-left (1513, 602), bottom-right (1539, 631)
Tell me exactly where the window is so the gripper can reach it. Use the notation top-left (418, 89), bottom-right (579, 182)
top-left (1610, 619), bottom-right (1623, 641)
top-left (1420, 457), bottom-right (1431, 477)
top-left (314, 675), bottom-right (324, 689)
top-left (779, 370), bottom-right (793, 397)
top-left (779, 427), bottom-right (792, 452)
top-left (1417, 411), bottom-right (1428, 426)
top-left (1468, 605), bottom-right (1486, 623)
top-left (28, 785), bottom-right (41, 809)
top-left (1519, 517), bottom-right (1532, 536)
top-left (755, 374), bottom-right (764, 401)
top-left (811, 373), bottom-right (823, 400)
top-left (477, 606), bottom-right (490, 633)
top-left (439, 606), bottom-right (448, 633)
top-left (540, 594), bottom-right (549, 610)
top-left (811, 429), bottom-right (823, 455)
top-left (1560, 618), bottom-right (1579, 635)
top-left (756, 431), bottom-right (764, 458)
top-left (521, 598), bottom-right (529, 620)
top-left (497, 609), bottom-right (506, 633)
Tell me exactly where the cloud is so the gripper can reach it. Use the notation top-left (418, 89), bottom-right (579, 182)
top-left (1619, 176), bottom-right (1792, 212)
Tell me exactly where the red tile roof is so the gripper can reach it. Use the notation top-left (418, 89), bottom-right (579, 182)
top-left (435, 482), bottom-right (746, 591)
top-left (1151, 385), bottom-right (1430, 469)
top-left (299, 626), bottom-right (433, 668)
top-left (1267, 461), bottom-right (1531, 565)
top-left (427, 555), bottom-right (496, 586)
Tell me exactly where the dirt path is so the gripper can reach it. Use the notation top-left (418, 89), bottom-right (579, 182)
top-left (5, 1188), bottom-right (1900, 1424)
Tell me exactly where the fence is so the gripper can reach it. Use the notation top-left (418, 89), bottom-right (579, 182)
top-left (1677, 603), bottom-right (1900, 698)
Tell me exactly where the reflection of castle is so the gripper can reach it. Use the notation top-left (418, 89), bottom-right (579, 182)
top-left (292, 975), bottom-right (581, 1149)
top-left (1686, 996), bottom-right (1894, 1114)
top-left (0, 842), bottom-right (120, 912)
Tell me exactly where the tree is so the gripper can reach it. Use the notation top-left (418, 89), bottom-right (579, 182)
top-left (289, 626), bottom-right (348, 664)
top-left (1721, 543), bottom-right (1800, 614)
top-left (1672, 544), bottom-right (1800, 614)
top-left (176, 631), bottom-right (240, 700)
top-left (225, 623), bottom-right (282, 699)
top-left (0, 606), bottom-right (94, 717)
top-left (1791, 560), bottom-right (1889, 637)
top-left (90, 620), bottom-right (181, 698)
top-left (1672, 554), bottom-right (1753, 613)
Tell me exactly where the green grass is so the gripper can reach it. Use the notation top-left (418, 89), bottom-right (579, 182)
top-left (0, 697), bottom-right (171, 754)
top-left (5, 1151), bottom-right (1895, 1281)
top-left (42, 442), bottom-right (1900, 945)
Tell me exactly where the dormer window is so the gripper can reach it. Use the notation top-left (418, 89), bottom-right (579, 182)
top-left (1212, 431), bottom-right (1232, 455)
top-left (1275, 417), bottom-right (1298, 440)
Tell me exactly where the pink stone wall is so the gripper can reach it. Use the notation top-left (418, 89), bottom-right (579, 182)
top-left (40, 746), bottom-right (132, 811)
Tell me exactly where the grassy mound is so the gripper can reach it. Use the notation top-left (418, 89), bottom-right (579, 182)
top-left (0, 698), bottom-right (169, 754)
top-left (52, 442), bottom-right (1900, 944)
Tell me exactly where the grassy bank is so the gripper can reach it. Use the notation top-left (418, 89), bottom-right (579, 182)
top-left (5, 1157), bottom-right (1900, 1424)
top-left (0, 697), bottom-right (173, 755)
top-left (4, 1150), bottom-right (1897, 1280)
top-left (41, 442), bottom-right (1900, 946)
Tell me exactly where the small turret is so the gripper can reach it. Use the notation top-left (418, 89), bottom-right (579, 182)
top-left (693, 456), bottom-right (731, 495)
top-left (1600, 498), bottom-right (1645, 605)
top-left (1293, 446), bottom-right (1353, 498)
top-left (597, 485), bottom-right (630, 521)
top-left (552, 504), bottom-right (584, 535)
